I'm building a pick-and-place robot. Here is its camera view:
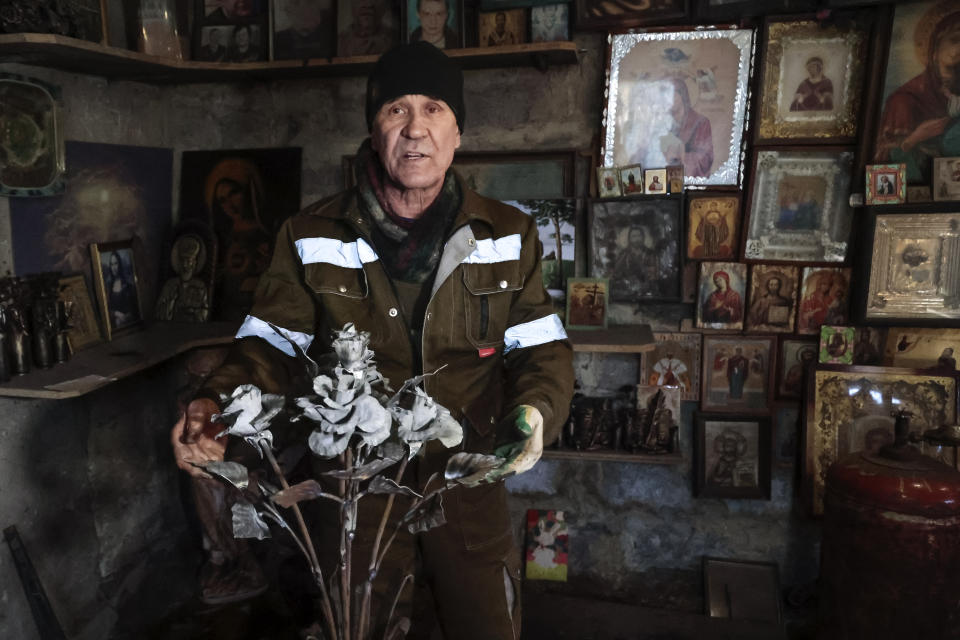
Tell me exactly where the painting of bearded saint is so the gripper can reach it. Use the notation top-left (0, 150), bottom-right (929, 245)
top-left (874, 2), bottom-right (960, 184)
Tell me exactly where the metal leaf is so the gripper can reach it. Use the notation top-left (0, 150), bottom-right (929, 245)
top-left (273, 479), bottom-right (330, 508)
top-left (403, 491), bottom-right (446, 534)
top-left (323, 456), bottom-right (400, 481)
top-left (231, 502), bottom-right (271, 540)
top-left (269, 321), bottom-right (318, 379)
top-left (444, 453), bottom-right (502, 486)
top-left (192, 460), bottom-right (250, 489)
top-left (366, 476), bottom-right (421, 499)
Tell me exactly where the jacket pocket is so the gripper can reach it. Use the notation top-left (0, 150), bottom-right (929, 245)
top-left (303, 263), bottom-right (368, 299)
top-left (462, 263), bottom-right (524, 349)
top-left (453, 482), bottom-right (513, 551)
top-left (461, 372), bottom-right (503, 452)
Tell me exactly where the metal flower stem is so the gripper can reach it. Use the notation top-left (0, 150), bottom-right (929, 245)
top-left (340, 448), bottom-right (354, 640)
top-left (358, 455), bottom-right (410, 640)
top-left (263, 445), bottom-right (338, 640)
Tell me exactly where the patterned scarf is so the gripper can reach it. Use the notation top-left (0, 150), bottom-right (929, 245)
top-left (355, 139), bottom-right (462, 283)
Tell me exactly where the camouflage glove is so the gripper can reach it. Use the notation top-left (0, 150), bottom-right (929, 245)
top-left (486, 405), bottom-right (544, 482)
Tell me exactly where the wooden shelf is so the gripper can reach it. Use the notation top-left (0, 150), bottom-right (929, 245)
top-left (543, 449), bottom-right (682, 464)
top-left (0, 34), bottom-right (579, 83)
top-left (0, 321), bottom-right (238, 400)
top-left (567, 325), bottom-right (655, 353)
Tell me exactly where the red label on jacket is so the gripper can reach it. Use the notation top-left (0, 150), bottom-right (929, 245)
top-left (478, 347), bottom-right (496, 358)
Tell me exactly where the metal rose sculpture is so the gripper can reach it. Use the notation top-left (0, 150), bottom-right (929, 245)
top-left (194, 323), bottom-right (501, 640)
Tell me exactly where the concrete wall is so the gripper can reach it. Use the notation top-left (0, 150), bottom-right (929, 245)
top-left (0, 28), bottom-right (819, 637)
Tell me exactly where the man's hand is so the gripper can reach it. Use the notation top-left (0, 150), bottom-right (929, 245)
top-left (171, 398), bottom-right (225, 478)
top-left (481, 405), bottom-right (543, 483)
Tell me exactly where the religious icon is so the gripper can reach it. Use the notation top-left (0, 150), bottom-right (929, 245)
top-left (778, 338), bottom-right (817, 399)
top-left (686, 193), bottom-right (740, 260)
top-left (336, 0), bottom-right (399, 56)
top-left (701, 335), bottom-right (775, 413)
top-left (666, 165), bottom-right (684, 193)
top-left (933, 156), bottom-right (960, 201)
top-left (565, 278), bottom-right (608, 329)
top-left (884, 327), bottom-right (960, 370)
top-left (155, 226), bottom-right (215, 323)
top-left (478, 8), bottom-right (525, 47)
top-left (796, 267), bottom-right (850, 335)
top-left (530, 3), bottom-right (568, 43)
top-left (644, 168), bottom-right (667, 194)
top-left (596, 166), bottom-right (622, 197)
top-left (619, 164), bottom-right (644, 195)
top-left (641, 332), bottom-right (702, 401)
top-left (819, 326), bottom-right (855, 364)
top-left (696, 261), bottom-right (746, 330)
top-left (853, 327), bottom-right (886, 366)
top-left (746, 265), bottom-right (798, 333)
top-left (864, 163), bottom-right (906, 205)
top-left (697, 413), bottom-right (772, 500)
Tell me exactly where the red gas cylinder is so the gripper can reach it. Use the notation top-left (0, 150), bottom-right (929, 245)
top-left (818, 412), bottom-right (960, 639)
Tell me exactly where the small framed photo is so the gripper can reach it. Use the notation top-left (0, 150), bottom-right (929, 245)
top-left (618, 164), bottom-right (644, 196)
top-left (666, 165), bottom-right (683, 194)
top-left (933, 157), bottom-right (960, 202)
top-left (643, 168), bottom-right (667, 194)
top-left (703, 557), bottom-right (781, 622)
top-left (596, 167), bottom-right (621, 198)
top-left (701, 335), bottom-right (775, 414)
top-left (530, 3), bottom-right (568, 43)
top-left (406, 0), bottom-right (462, 49)
top-left (90, 239), bottom-right (144, 341)
top-left (696, 261), bottom-right (747, 331)
top-left (797, 267), bottom-right (851, 335)
top-left (566, 278), bottom-right (608, 329)
top-left (746, 264), bottom-right (799, 333)
top-left (773, 405), bottom-right (800, 468)
top-left (478, 9), bottom-right (526, 47)
top-left (818, 325), bottom-right (855, 364)
top-left (865, 163), bottom-right (906, 205)
top-left (695, 413), bottom-right (772, 500)
top-left (863, 212), bottom-right (960, 323)
top-left (336, 0), bottom-right (400, 56)
top-left (58, 273), bottom-right (102, 352)
top-left (777, 337), bottom-right (817, 399)
top-left (641, 332), bottom-right (702, 401)
top-left (272, 0), bottom-right (335, 59)
top-left (195, 1), bottom-right (269, 62)
top-left (686, 192), bottom-right (741, 261)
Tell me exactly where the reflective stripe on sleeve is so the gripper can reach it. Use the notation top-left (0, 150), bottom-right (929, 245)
top-left (462, 234), bottom-right (521, 264)
top-left (503, 314), bottom-right (568, 353)
top-left (236, 315), bottom-right (314, 358)
top-left (295, 237), bottom-right (379, 268)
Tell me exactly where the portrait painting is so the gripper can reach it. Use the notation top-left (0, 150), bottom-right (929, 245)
top-left (696, 261), bottom-right (746, 330)
top-left (696, 413), bottom-right (771, 500)
top-left (756, 18), bottom-right (867, 142)
top-left (0, 73), bottom-right (65, 197)
top-left (701, 336), bottom-right (775, 413)
top-left (576, 0), bottom-right (687, 30)
top-left (9, 141), bottom-right (172, 316)
top-left (933, 156), bottom-right (960, 201)
top-left (589, 198), bottom-right (682, 302)
top-left (686, 193), bottom-right (740, 260)
top-left (531, 3), bottom-right (568, 43)
top-left (853, 326), bottom-right (886, 366)
top-left (596, 167), bottom-right (621, 197)
top-left (884, 327), bottom-right (960, 370)
top-left (618, 164), bottom-right (643, 195)
top-left (746, 264), bottom-right (799, 333)
top-left (643, 168), bottom-right (667, 194)
top-left (774, 406), bottom-right (799, 468)
top-left (744, 149), bottom-right (855, 263)
top-left (337, 0), bottom-right (399, 57)
top-left (505, 199), bottom-right (576, 297)
top-left (478, 9), bottom-right (526, 47)
top-left (566, 278), bottom-right (608, 330)
top-left (603, 29), bottom-right (753, 186)
top-left (864, 213), bottom-right (960, 322)
top-left (874, 2), bottom-right (960, 185)
top-left (406, 0), bottom-right (461, 49)
top-left (806, 366), bottom-right (958, 514)
top-left (666, 165), bottom-right (683, 193)
top-left (90, 240), bottom-right (143, 340)
top-left (777, 337), bottom-right (817, 399)
top-left (819, 326), bottom-right (855, 364)
top-left (179, 148), bottom-right (302, 321)
top-left (525, 510), bottom-right (568, 582)
top-left (865, 163), bottom-right (906, 205)
top-left (797, 267), bottom-right (850, 335)
top-left (272, 0), bottom-right (335, 59)
top-left (641, 332), bottom-right (702, 401)
top-left (58, 273), bottom-right (101, 352)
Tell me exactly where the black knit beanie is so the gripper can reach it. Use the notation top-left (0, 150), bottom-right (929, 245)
top-left (365, 41), bottom-right (465, 132)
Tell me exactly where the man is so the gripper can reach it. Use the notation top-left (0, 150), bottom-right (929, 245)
top-left (877, 174), bottom-right (894, 195)
top-left (612, 225), bottom-right (660, 297)
top-left (790, 56), bottom-right (833, 111)
top-left (748, 275), bottom-right (792, 328)
top-left (338, 0), bottom-right (395, 56)
top-left (198, 27), bottom-right (227, 61)
top-left (875, 4), bottom-right (960, 183)
top-left (487, 11), bottom-right (515, 46)
top-left (226, 24), bottom-right (261, 62)
top-left (171, 42), bottom-right (574, 638)
top-left (273, 0), bottom-right (334, 60)
top-left (410, 0), bottom-right (459, 49)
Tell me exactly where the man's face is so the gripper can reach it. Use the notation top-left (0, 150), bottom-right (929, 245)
top-left (235, 27), bottom-right (250, 49)
top-left (806, 60), bottom-right (822, 77)
top-left (627, 228), bottom-right (645, 247)
top-left (767, 278), bottom-right (781, 294)
top-left (354, 0), bottom-right (383, 29)
top-left (495, 12), bottom-right (506, 32)
top-left (419, 0), bottom-right (447, 40)
top-left (372, 94), bottom-right (461, 191)
top-left (223, 0), bottom-right (253, 18)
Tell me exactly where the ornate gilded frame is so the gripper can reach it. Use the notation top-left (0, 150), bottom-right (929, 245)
top-left (864, 212), bottom-right (960, 322)
top-left (743, 147), bottom-right (855, 263)
top-left (756, 18), bottom-right (867, 144)
top-left (804, 365), bottom-right (959, 516)
top-left (602, 29), bottom-right (754, 187)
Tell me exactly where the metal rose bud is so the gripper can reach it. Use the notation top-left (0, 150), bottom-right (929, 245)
top-left (333, 323), bottom-right (372, 372)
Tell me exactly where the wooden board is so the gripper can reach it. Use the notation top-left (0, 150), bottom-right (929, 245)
top-left (567, 325), bottom-right (656, 353)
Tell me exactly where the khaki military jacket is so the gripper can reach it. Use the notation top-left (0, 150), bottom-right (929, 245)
top-left (200, 180), bottom-right (574, 472)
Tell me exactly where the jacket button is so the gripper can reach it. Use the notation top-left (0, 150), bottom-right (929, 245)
top-left (338, 285), bottom-right (347, 293)
top-left (499, 280), bottom-right (508, 289)
top-left (425, 312), bottom-right (432, 321)
top-left (467, 238), bottom-right (476, 247)
top-left (388, 307), bottom-right (398, 317)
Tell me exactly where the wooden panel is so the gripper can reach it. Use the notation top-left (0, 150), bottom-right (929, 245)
top-left (568, 325), bottom-right (655, 353)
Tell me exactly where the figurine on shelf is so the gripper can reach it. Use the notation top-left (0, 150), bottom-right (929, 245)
top-left (156, 233), bottom-right (212, 323)
top-left (632, 386), bottom-right (681, 455)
